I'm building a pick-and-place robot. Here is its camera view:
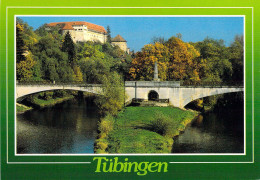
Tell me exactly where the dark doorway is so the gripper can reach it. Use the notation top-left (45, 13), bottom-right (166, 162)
top-left (148, 90), bottom-right (159, 101)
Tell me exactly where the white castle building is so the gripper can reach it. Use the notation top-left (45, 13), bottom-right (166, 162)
top-left (46, 21), bottom-right (107, 43)
top-left (46, 21), bottom-right (129, 53)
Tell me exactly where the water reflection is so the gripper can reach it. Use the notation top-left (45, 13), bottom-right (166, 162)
top-left (17, 98), bottom-right (99, 154)
top-left (172, 110), bottom-right (244, 153)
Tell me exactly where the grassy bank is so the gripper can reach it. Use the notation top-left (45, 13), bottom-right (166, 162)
top-left (28, 95), bottom-right (74, 108)
top-left (95, 106), bottom-right (198, 154)
top-left (16, 103), bottom-right (32, 113)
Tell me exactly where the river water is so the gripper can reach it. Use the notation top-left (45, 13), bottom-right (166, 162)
top-left (172, 106), bottom-right (244, 153)
top-left (17, 97), bottom-right (99, 154)
top-left (17, 94), bottom-right (244, 154)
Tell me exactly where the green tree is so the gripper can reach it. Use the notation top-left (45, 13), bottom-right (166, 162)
top-left (95, 72), bottom-right (125, 116)
top-left (106, 26), bottom-right (111, 43)
top-left (77, 41), bottom-right (104, 59)
top-left (78, 57), bottom-right (111, 83)
top-left (33, 34), bottom-right (74, 82)
top-left (16, 23), bottom-right (27, 63)
top-left (193, 37), bottom-right (233, 84)
top-left (73, 66), bottom-right (83, 82)
top-left (62, 31), bottom-right (77, 66)
top-left (229, 35), bottom-right (243, 83)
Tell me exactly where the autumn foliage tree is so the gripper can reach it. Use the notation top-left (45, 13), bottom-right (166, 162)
top-left (129, 42), bottom-right (169, 81)
top-left (165, 37), bottom-right (200, 82)
top-left (129, 37), bottom-right (201, 82)
top-left (17, 53), bottom-right (36, 81)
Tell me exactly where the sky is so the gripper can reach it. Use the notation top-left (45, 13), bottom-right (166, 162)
top-left (18, 16), bottom-right (244, 52)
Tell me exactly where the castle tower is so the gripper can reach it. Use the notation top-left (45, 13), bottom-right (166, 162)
top-left (111, 34), bottom-right (130, 53)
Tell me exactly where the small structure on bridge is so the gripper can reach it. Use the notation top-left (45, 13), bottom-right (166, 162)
top-left (154, 61), bottom-right (160, 82)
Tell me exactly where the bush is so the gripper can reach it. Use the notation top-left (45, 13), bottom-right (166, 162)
top-left (43, 91), bottom-right (54, 100)
top-left (150, 112), bottom-right (171, 136)
top-left (95, 141), bottom-right (108, 151)
top-left (98, 114), bottom-right (114, 138)
top-left (149, 112), bottom-right (178, 138)
top-left (54, 90), bottom-right (67, 98)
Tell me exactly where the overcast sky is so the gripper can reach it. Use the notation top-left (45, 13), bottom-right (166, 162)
top-left (18, 16), bottom-right (244, 52)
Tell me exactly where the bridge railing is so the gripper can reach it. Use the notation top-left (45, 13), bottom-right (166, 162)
top-left (180, 81), bottom-right (244, 88)
top-left (16, 81), bottom-right (103, 87)
top-left (16, 81), bottom-right (244, 88)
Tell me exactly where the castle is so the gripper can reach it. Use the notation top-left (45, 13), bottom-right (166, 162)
top-left (111, 34), bottom-right (130, 54)
top-left (46, 21), bottom-right (129, 53)
top-left (46, 21), bottom-right (107, 43)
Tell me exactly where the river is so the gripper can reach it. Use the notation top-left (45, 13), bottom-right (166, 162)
top-left (17, 97), bottom-right (99, 154)
top-left (17, 94), bottom-right (244, 154)
top-left (172, 93), bottom-right (244, 153)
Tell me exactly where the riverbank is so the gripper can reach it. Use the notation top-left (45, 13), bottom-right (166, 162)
top-left (28, 95), bottom-right (75, 108)
top-left (16, 103), bottom-right (32, 113)
top-left (95, 106), bottom-right (198, 154)
top-left (16, 91), bottom-right (96, 113)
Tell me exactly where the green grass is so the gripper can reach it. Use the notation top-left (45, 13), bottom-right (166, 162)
top-left (107, 128), bottom-right (173, 153)
top-left (16, 103), bottom-right (32, 113)
top-left (31, 95), bottom-right (74, 108)
top-left (95, 106), bottom-right (198, 154)
top-left (115, 106), bottom-right (195, 127)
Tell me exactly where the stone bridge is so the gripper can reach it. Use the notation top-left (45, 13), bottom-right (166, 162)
top-left (16, 81), bottom-right (243, 108)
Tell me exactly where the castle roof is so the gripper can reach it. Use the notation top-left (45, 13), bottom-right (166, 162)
top-left (46, 21), bottom-right (107, 34)
top-left (111, 34), bottom-right (127, 42)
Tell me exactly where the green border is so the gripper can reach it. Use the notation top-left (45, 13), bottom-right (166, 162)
top-left (1, 1), bottom-right (259, 179)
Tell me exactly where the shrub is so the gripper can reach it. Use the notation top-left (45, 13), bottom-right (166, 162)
top-left (98, 114), bottom-right (114, 138)
top-left (149, 112), bottom-right (178, 138)
top-left (54, 90), bottom-right (67, 98)
top-left (96, 141), bottom-right (108, 150)
top-left (95, 149), bottom-right (108, 154)
top-left (150, 112), bottom-right (171, 136)
top-left (43, 91), bottom-right (54, 100)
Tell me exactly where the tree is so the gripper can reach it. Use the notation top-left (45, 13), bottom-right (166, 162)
top-left (16, 53), bottom-right (36, 81)
top-left (94, 72), bottom-right (125, 116)
top-left (229, 35), bottom-right (243, 83)
top-left (166, 37), bottom-right (200, 81)
top-left (16, 18), bottom-right (39, 52)
top-left (62, 31), bottom-right (77, 66)
top-left (77, 41), bottom-right (104, 59)
top-left (16, 23), bottom-right (27, 63)
top-left (129, 37), bottom-right (201, 82)
top-left (193, 37), bottom-right (233, 84)
top-left (151, 36), bottom-right (166, 44)
top-left (78, 57), bottom-right (111, 83)
top-left (106, 26), bottom-right (111, 43)
top-left (129, 42), bottom-right (169, 81)
top-left (176, 33), bottom-right (182, 39)
top-left (73, 66), bottom-right (83, 82)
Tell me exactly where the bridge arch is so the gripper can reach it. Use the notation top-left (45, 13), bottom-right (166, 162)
top-left (184, 91), bottom-right (243, 108)
top-left (180, 88), bottom-right (244, 108)
top-left (16, 85), bottom-right (103, 99)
